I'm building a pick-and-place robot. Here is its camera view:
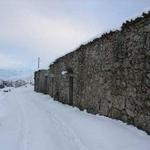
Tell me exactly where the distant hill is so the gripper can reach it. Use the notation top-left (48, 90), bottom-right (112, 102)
top-left (0, 69), bottom-right (34, 89)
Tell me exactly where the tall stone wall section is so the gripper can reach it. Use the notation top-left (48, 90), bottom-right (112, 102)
top-left (35, 12), bottom-right (150, 134)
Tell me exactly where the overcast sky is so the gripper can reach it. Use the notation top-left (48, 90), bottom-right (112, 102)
top-left (0, 0), bottom-right (150, 70)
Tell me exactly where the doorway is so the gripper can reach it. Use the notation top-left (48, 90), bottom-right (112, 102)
top-left (69, 75), bottom-right (73, 105)
top-left (66, 67), bottom-right (73, 105)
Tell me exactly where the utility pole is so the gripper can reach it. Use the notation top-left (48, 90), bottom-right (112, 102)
top-left (38, 57), bottom-right (40, 70)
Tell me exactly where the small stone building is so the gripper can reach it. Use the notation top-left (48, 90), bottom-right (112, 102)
top-left (35, 12), bottom-right (150, 134)
top-left (34, 69), bottom-right (49, 94)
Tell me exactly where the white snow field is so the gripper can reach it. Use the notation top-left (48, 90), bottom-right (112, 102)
top-left (0, 85), bottom-right (150, 150)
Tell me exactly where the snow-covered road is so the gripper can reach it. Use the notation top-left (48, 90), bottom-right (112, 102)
top-left (0, 86), bottom-right (150, 150)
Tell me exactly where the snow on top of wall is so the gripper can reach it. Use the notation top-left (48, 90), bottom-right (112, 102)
top-left (61, 71), bottom-right (68, 75)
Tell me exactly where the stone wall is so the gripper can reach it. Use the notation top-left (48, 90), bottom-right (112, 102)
top-left (35, 12), bottom-right (150, 134)
top-left (34, 69), bottom-right (49, 94)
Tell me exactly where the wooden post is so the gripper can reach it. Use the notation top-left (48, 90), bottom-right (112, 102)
top-left (38, 57), bottom-right (40, 69)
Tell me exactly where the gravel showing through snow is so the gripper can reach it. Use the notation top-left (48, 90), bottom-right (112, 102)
top-left (0, 85), bottom-right (150, 150)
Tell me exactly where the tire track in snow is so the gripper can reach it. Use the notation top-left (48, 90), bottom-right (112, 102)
top-left (31, 97), bottom-right (89, 150)
top-left (0, 90), bottom-right (30, 150)
top-left (15, 91), bottom-right (85, 150)
top-left (51, 111), bottom-right (89, 150)
top-left (12, 93), bottom-right (30, 150)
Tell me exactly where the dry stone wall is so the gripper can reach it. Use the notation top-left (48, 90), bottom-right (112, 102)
top-left (35, 12), bottom-right (150, 134)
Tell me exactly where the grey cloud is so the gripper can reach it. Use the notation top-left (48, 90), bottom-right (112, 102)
top-left (0, 0), bottom-right (149, 69)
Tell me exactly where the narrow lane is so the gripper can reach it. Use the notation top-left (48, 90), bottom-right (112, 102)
top-left (0, 85), bottom-right (150, 150)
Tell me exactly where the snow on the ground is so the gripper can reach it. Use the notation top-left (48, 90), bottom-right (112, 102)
top-left (0, 85), bottom-right (150, 150)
